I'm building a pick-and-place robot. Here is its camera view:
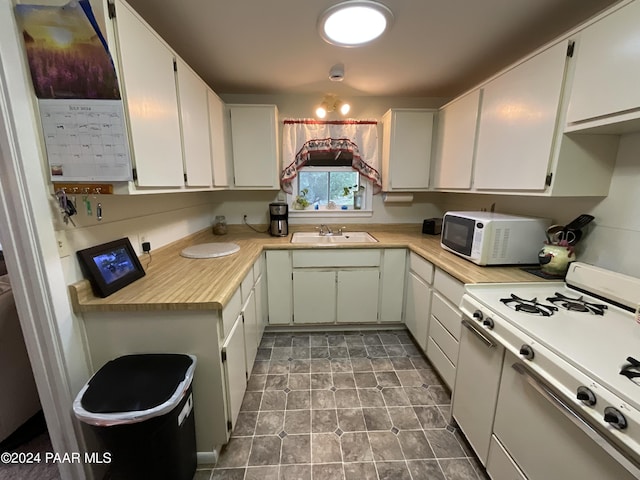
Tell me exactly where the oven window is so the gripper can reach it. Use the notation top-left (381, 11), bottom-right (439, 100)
top-left (442, 216), bottom-right (474, 255)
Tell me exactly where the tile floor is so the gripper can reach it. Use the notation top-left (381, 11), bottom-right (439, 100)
top-left (195, 329), bottom-right (488, 480)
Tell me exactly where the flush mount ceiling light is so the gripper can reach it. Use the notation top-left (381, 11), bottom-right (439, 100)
top-left (319, 0), bottom-right (394, 47)
top-left (315, 94), bottom-right (351, 118)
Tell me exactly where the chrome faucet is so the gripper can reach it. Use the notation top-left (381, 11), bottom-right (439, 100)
top-left (318, 224), bottom-right (332, 236)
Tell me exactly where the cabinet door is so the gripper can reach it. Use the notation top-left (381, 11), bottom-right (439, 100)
top-left (382, 109), bottom-right (434, 191)
top-left (229, 105), bottom-right (279, 188)
top-left (432, 90), bottom-right (481, 189)
top-left (473, 41), bottom-right (568, 191)
top-left (254, 272), bottom-right (267, 341)
top-left (292, 270), bottom-right (336, 324)
top-left (404, 271), bottom-right (431, 351)
top-left (379, 249), bottom-right (406, 323)
top-left (207, 90), bottom-right (230, 187)
top-left (243, 289), bottom-right (258, 373)
top-left (176, 59), bottom-right (212, 187)
top-left (266, 251), bottom-right (292, 324)
top-left (113, 0), bottom-right (184, 187)
top-left (222, 315), bottom-right (247, 431)
top-left (567, 2), bottom-right (640, 124)
top-left (337, 269), bottom-right (380, 323)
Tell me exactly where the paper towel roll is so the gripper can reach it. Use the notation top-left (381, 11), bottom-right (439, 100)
top-left (382, 193), bottom-right (414, 203)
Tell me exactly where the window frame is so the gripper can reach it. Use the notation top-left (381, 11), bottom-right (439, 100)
top-left (286, 166), bottom-right (373, 217)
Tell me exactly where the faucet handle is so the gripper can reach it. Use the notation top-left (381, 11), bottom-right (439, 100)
top-left (338, 226), bottom-right (347, 235)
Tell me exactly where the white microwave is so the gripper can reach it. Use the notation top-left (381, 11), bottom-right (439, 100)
top-left (440, 211), bottom-right (551, 266)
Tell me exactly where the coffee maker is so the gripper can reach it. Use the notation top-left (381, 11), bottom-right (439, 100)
top-left (269, 202), bottom-right (288, 237)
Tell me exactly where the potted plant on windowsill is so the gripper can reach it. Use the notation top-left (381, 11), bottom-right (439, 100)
top-left (294, 188), bottom-right (311, 210)
top-left (343, 185), bottom-right (365, 210)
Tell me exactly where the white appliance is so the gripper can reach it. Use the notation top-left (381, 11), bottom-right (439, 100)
top-left (440, 211), bottom-right (550, 265)
top-left (453, 262), bottom-right (640, 480)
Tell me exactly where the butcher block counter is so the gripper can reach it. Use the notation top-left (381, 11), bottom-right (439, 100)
top-left (69, 224), bottom-right (544, 313)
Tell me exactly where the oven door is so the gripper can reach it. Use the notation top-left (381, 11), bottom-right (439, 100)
top-left (489, 351), bottom-right (639, 480)
top-left (441, 215), bottom-right (476, 257)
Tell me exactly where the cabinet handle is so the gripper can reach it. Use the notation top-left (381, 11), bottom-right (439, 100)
top-left (511, 362), bottom-right (640, 478)
top-left (461, 318), bottom-right (495, 348)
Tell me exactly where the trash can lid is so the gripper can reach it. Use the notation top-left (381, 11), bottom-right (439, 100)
top-left (73, 354), bottom-right (196, 426)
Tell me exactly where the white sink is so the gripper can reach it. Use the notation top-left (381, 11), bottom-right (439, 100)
top-left (291, 231), bottom-right (378, 244)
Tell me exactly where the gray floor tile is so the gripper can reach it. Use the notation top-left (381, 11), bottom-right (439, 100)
top-left (378, 333), bottom-right (401, 345)
top-left (345, 335), bottom-right (364, 346)
top-left (290, 359), bottom-right (311, 373)
top-left (387, 406), bottom-right (421, 430)
top-left (284, 409), bottom-right (310, 434)
top-left (292, 336), bottom-right (310, 347)
top-left (288, 373), bottom-right (310, 390)
top-left (390, 357), bottom-right (415, 370)
top-left (312, 409), bottom-right (338, 433)
top-left (248, 436), bottom-right (282, 466)
top-left (312, 433), bottom-right (342, 463)
top-left (310, 358), bottom-right (332, 372)
top-left (274, 336), bottom-right (293, 347)
top-left (368, 431), bottom-right (404, 461)
top-left (252, 361), bottom-right (270, 374)
top-left (216, 437), bottom-right (252, 468)
top-left (397, 370), bottom-right (426, 386)
top-left (337, 408), bottom-right (366, 431)
top-left (371, 358), bottom-right (394, 371)
top-left (404, 386), bottom-right (434, 406)
top-left (268, 360), bottom-right (290, 374)
top-left (330, 347), bottom-right (350, 358)
top-left (413, 406), bottom-right (447, 428)
top-left (419, 368), bottom-right (444, 385)
top-left (376, 461), bottom-right (412, 480)
top-left (280, 464), bottom-right (311, 480)
top-left (331, 358), bottom-right (353, 371)
top-left (362, 334), bottom-right (382, 346)
top-left (347, 346), bottom-right (368, 357)
top-left (261, 391), bottom-right (287, 411)
top-left (343, 461), bottom-right (377, 480)
top-left (280, 434), bottom-right (311, 464)
top-left (233, 411), bottom-right (258, 436)
top-left (211, 468), bottom-right (245, 480)
top-left (384, 345), bottom-right (407, 357)
top-left (247, 374), bottom-right (267, 391)
top-left (241, 392), bottom-right (263, 411)
top-left (272, 347), bottom-right (293, 359)
top-left (397, 430), bottom-right (435, 459)
top-left (311, 346), bottom-right (330, 358)
top-left (312, 463), bottom-right (345, 480)
top-left (362, 407), bottom-right (392, 431)
top-left (310, 336), bottom-right (328, 347)
top-left (312, 390), bottom-right (336, 409)
top-left (366, 345), bottom-right (388, 357)
top-left (411, 356), bottom-right (430, 369)
top-left (286, 390), bottom-right (310, 410)
top-left (375, 371), bottom-right (401, 387)
top-left (439, 458), bottom-right (481, 480)
top-left (354, 372), bottom-right (377, 388)
top-left (381, 387), bottom-right (411, 406)
top-left (358, 389), bottom-right (386, 407)
top-left (328, 334), bottom-right (347, 346)
top-left (340, 432), bottom-right (374, 462)
top-left (311, 373), bottom-right (333, 389)
top-left (255, 411), bottom-right (285, 435)
top-left (193, 469), bottom-right (212, 480)
top-left (265, 374), bottom-right (288, 390)
top-left (350, 358), bottom-right (373, 371)
top-left (335, 388), bottom-right (360, 408)
top-left (291, 347), bottom-right (310, 359)
top-left (407, 459), bottom-right (446, 480)
top-left (333, 372), bottom-right (356, 389)
top-left (245, 465), bottom-right (279, 480)
top-left (425, 429), bottom-right (466, 458)
top-left (429, 385), bottom-right (452, 404)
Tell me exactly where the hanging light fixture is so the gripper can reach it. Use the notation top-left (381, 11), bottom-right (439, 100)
top-left (318, 0), bottom-right (394, 47)
top-left (315, 94), bottom-right (351, 118)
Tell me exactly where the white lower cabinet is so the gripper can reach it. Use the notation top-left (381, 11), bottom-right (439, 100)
top-left (403, 252), bottom-right (434, 350)
top-left (242, 288), bottom-right (258, 372)
top-left (266, 251), bottom-right (293, 325)
top-left (293, 270), bottom-right (337, 324)
top-left (221, 314), bottom-right (246, 432)
top-left (486, 436), bottom-right (527, 480)
top-left (337, 269), bottom-right (380, 323)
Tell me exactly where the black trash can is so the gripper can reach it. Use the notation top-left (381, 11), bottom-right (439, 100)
top-left (73, 354), bottom-right (197, 480)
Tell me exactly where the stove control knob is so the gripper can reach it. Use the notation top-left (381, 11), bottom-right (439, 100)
top-left (473, 310), bottom-right (483, 321)
top-left (576, 386), bottom-right (596, 406)
top-left (519, 344), bottom-right (535, 360)
top-left (604, 407), bottom-right (627, 430)
top-left (482, 317), bottom-right (495, 329)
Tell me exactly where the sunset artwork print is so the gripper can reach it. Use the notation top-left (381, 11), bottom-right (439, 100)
top-left (15, 1), bottom-right (120, 99)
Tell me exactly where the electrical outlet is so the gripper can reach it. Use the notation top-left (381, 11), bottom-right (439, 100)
top-left (139, 233), bottom-right (147, 252)
top-left (54, 230), bottom-right (70, 257)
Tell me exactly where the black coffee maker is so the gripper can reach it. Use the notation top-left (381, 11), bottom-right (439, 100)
top-left (269, 202), bottom-right (288, 237)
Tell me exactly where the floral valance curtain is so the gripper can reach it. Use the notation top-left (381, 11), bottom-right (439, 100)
top-left (281, 119), bottom-right (382, 194)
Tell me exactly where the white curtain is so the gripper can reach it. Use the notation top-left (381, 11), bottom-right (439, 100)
top-left (281, 119), bottom-right (381, 194)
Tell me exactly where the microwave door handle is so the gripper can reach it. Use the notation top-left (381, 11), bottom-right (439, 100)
top-left (512, 363), bottom-right (640, 478)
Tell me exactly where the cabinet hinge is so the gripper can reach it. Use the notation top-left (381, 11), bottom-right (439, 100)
top-left (545, 172), bottom-right (553, 187)
top-left (184, 173), bottom-right (187, 182)
top-left (246, 372), bottom-right (249, 380)
top-left (221, 350), bottom-right (227, 363)
top-left (132, 168), bottom-right (137, 181)
top-left (107, 0), bottom-right (116, 19)
top-left (173, 59), bottom-right (177, 72)
top-left (227, 420), bottom-right (232, 431)
top-left (567, 41), bottom-right (575, 58)
top-left (241, 313), bottom-right (245, 323)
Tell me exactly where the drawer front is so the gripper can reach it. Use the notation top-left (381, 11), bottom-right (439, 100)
top-left (487, 435), bottom-right (526, 480)
top-left (253, 254), bottom-right (264, 281)
top-left (434, 268), bottom-right (464, 306)
top-left (429, 317), bottom-right (459, 366)
top-left (409, 252), bottom-right (434, 284)
top-left (241, 270), bottom-right (254, 304)
top-left (292, 249), bottom-right (381, 268)
top-left (431, 292), bottom-right (462, 340)
top-left (426, 336), bottom-right (455, 389)
top-left (222, 288), bottom-right (242, 339)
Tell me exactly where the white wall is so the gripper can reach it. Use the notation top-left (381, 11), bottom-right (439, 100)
top-left (437, 132), bottom-right (640, 278)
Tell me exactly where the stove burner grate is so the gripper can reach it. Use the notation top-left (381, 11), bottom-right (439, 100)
top-left (546, 292), bottom-right (608, 316)
top-left (500, 294), bottom-right (558, 317)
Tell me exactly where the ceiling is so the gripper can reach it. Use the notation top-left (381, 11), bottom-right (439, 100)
top-left (124, 0), bottom-right (620, 99)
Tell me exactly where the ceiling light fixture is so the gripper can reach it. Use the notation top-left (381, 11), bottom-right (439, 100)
top-left (318, 0), bottom-right (394, 47)
top-left (315, 94), bottom-right (350, 118)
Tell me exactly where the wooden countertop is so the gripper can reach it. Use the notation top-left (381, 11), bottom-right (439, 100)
top-left (69, 224), bottom-right (547, 313)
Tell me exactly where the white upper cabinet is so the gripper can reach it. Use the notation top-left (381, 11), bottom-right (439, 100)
top-left (382, 109), bottom-right (435, 191)
top-left (176, 59), bottom-right (212, 188)
top-left (566, 0), bottom-right (640, 131)
top-left (112, 0), bottom-right (184, 188)
top-left (432, 90), bottom-right (481, 190)
top-left (229, 104), bottom-right (280, 189)
top-left (207, 90), bottom-right (231, 187)
top-left (473, 41), bottom-right (568, 191)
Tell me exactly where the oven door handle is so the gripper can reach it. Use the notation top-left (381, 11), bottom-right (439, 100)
top-left (512, 362), bottom-right (640, 478)
top-left (461, 318), bottom-right (495, 348)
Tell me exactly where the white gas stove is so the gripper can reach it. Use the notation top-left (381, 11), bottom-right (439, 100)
top-left (460, 262), bottom-right (640, 478)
